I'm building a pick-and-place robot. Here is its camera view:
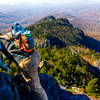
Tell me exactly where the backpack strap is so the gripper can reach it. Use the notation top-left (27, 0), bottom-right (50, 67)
top-left (7, 33), bottom-right (34, 53)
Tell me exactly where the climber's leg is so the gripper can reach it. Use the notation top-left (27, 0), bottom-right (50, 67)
top-left (19, 49), bottom-right (48, 100)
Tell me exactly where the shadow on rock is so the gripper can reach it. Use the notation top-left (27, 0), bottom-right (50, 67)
top-left (39, 74), bottom-right (91, 100)
top-left (86, 36), bottom-right (100, 52)
top-left (0, 72), bottom-right (91, 100)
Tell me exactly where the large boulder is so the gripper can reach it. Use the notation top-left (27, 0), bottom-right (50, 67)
top-left (39, 74), bottom-right (91, 100)
top-left (0, 72), bottom-right (19, 100)
top-left (0, 72), bottom-right (91, 100)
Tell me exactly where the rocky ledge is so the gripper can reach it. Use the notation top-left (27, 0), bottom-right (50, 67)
top-left (0, 72), bottom-right (90, 100)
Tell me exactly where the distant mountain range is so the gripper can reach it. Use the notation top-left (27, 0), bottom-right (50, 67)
top-left (0, 3), bottom-right (100, 41)
top-left (26, 16), bottom-right (87, 47)
top-left (0, 12), bottom-right (21, 31)
top-left (26, 16), bottom-right (100, 52)
top-left (53, 4), bottom-right (100, 41)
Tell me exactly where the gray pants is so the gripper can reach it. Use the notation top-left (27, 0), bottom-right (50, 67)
top-left (19, 49), bottom-right (48, 100)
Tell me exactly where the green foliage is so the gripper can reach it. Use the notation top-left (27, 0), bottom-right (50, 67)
top-left (94, 53), bottom-right (100, 59)
top-left (39, 47), bottom-right (96, 90)
top-left (85, 78), bottom-right (100, 96)
top-left (26, 17), bottom-right (86, 47)
top-left (9, 62), bottom-right (18, 77)
top-left (0, 54), bottom-right (18, 77)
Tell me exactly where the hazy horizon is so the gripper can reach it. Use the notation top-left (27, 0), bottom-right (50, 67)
top-left (0, 0), bottom-right (100, 5)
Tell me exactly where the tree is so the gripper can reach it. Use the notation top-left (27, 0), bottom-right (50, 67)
top-left (85, 78), bottom-right (100, 96)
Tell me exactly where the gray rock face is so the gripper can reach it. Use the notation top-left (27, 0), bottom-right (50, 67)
top-left (0, 72), bottom-right (19, 100)
top-left (41, 39), bottom-right (50, 48)
top-left (39, 74), bottom-right (91, 100)
top-left (0, 72), bottom-right (91, 100)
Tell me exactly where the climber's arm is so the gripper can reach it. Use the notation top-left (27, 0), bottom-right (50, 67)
top-left (0, 34), bottom-right (10, 40)
top-left (0, 41), bottom-right (20, 68)
top-left (0, 32), bottom-right (19, 41)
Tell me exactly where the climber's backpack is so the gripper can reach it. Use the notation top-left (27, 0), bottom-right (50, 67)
top-left (7, 30), bottom-right (34, 53)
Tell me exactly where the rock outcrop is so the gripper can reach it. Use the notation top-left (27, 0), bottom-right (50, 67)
top-left (41, 39), bottom-right (50, 48)
top-left (0, 72), bottom-right (91, 100)
top-left (94, 59), bottom-right (100, 69)
top-left (0, 72), bottom-right (20, 100)
top-left (39, 74), bottom-right (91, 100)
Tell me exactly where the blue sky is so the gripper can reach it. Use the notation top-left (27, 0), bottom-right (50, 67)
top-left (0, 0), bottom-right (100, 4)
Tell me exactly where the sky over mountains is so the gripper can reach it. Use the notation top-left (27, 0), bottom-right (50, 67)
top-left (0, 0), bottom-right (100, 42)
top-left (0, 0), bottom-right (100, 5)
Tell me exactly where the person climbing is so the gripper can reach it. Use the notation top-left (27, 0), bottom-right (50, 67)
top-left (0, 23), bottom-right (48, 100)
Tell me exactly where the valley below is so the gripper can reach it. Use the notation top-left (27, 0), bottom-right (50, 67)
top-left (0, 3), bottom-right (100, 100)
